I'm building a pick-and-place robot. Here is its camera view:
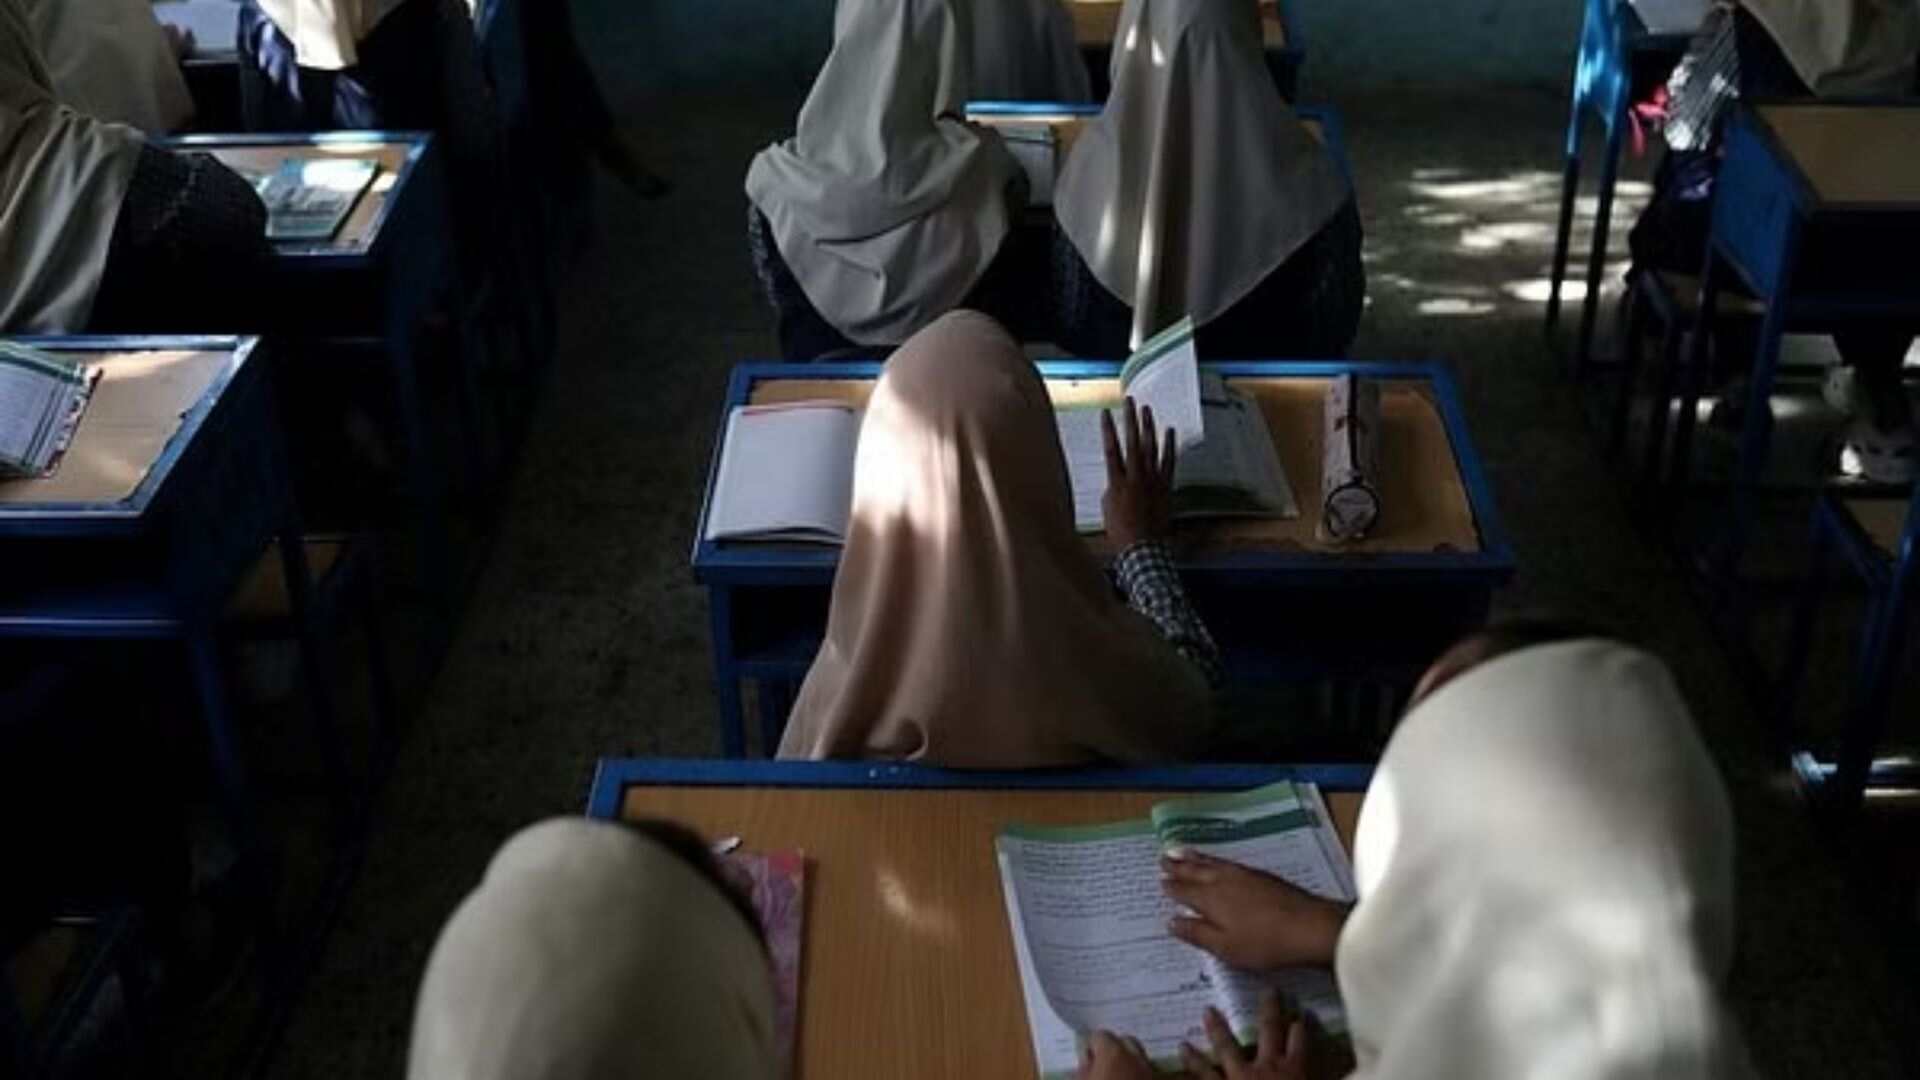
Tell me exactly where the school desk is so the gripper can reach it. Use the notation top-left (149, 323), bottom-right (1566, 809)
top-left (694, 361), bottom-right (1514, 757)
top-left (1546, 0), bottom-right (1705, 375)
top-left (0, 336), bottom-right (329, 883)
top-left (586, 758), bottom-right (1370, 1080)
top-left (159, 131), bottom-right (458, 599)
top-left (1780, 489), bottom-right (1919, 814)
top-left (1069, 0), bottom-right (1303, 102)
top-left (1680, 102), bottom-right (1920, 580)
top-left (963, 102), bottom-right (1354, 211)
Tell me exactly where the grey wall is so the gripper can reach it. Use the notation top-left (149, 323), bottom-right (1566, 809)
top-left (596, 1), bottom-right (1583, 96)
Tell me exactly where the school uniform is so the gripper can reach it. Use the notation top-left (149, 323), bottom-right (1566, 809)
top-left (0, 0), bottom-right (266, 334)
top-left (21, 0), bottom-right (192, 134)
top-left (744, 0), bottom-right (1029, 360)
top-left (1049, 0), bottom-right (1364, 360)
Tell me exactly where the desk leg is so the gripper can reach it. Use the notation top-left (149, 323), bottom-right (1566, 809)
top-left (1611, 279), bottom-right (1647, 457)
top-left (1714, 281), bottom-right (1791, 582)
top-left (1832, 567), bottom-right (1912, 815)
top-left (187, 627), bottom-right (276, 910)
top-left (1546, 95), bottom-right (1586, 332)
top-left (1574, 114), bottom-right (1624, 377)
top-left (707, 586), bottom-right (746, 758)
top-left (1669, 257), bottom-right (1720, 493)
top-left (276, 531), bottom-right (359, 829)
top-left (1777, 506), bottom-right (1832, 743)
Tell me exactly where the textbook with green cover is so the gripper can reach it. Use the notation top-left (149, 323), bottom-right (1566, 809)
top-left (246, 158), bottom-right (380, 241)
top-left (996, 781), bottom-right (1356, 1079)
top-left (1055, 318), bottom-right (1298, 533)
top-left (0, 342), bottom-right (97, 478)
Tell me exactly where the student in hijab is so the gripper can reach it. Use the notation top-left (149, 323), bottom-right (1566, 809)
top-left (407, 817), bottom-right (777, 1080)
top-left (1085, 630), bottom-right (1755, 1079)
top-left (1051, 0), bottom-right (1363, 360)
top-left (0, 0), bottom-right (267, 334)
top-left (745, 0), bottom-right (1031, 361)
top-left (1629, 0), bottom-right (1920, 484)
top-left (778, 310), bottom-right (1218, 766)
top-left (966, 0), bottom-right (1093, 103)
top-left (20, 0), bottom-right (193, 134)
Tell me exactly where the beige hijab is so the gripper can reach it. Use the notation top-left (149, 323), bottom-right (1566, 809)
top-left (1336, 641), bottom-right (1755, 1079)
top-left (255, 0), bottom-right (411, 70)
top-left (745, 0), bottom-right (1022, 347)
top-left (407, 818), bottom-right (778, 1080)
top-left (966, 0), bottom-right (1092, 102)
top-left (778, 310), bottom-right (1211, 766)
top-left (0, 0), bottom-right (143, 332)
top-left (1743, 0), bottom-right (1919, 96)
top-left (1054, 0), bottom-right (1348, 349)
top-left (23, 0), bottom-right (191, 133)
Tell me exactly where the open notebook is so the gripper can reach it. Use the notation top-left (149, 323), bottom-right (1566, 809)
top-left (997, 782), bottom-right (1355, 1079)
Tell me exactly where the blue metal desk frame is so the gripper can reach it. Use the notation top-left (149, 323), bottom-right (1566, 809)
top-left (0, 335), bottom-right (331, 882)
top-left (692, 360), bottom-right (1514, 758)
top-left (1546, 0), bottom-right (1698, 375)
top-left (159, 131), bottom-right (459, 602)
top-left (1682, 102), bottom-right (1920, 580)
top-left (586, 758), bottom-right (1376, 821)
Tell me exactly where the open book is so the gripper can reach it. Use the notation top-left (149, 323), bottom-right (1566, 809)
top-left (1056, 320), bottom-right (1296, 532)
top-left (245, 158), bottom-right (380, 241)
top-left (997, 782), bottom-right (1356, 1079)
top-left (703, 401), bottom-right (859, 544)
top-left (0, 342), bottom-right (98, 478)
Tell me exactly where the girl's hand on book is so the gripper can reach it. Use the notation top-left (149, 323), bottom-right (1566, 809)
top-left (1178, 998), bottom-right (1308, 1080)
top-left (1102, 397), bottom-right (1176, 548)
top-left (1078, 1030), bottom-right (1156, 1079)
top-left (1160, 849), bottom-right (1350, 971)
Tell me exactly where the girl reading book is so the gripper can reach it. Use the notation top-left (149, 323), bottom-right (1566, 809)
top-left (777, 309), bottom-right (1219, 766)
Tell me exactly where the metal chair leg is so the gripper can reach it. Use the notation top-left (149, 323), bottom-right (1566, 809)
top-left (1611, 278), bottom-right (1648, 458)
top-left (1574, 119), bottom-right (1625, 377)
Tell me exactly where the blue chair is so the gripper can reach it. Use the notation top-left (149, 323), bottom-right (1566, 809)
top-left (1546, 0), bottom-right (1699, 376)
top-left (1780, 489), bottom-right (1918, 813)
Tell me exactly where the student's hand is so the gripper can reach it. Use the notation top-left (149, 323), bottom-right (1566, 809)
top-left (1102, 397), bottom-right (1177, 548)
top-left (1161, 849), bottom-right (1351, 971)
top-left (1078, 1030), bottom-right (1158, 1079)
top-left (1178, 999), bottom-right (1309, 1080)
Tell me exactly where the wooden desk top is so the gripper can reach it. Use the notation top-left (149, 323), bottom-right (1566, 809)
top-left (749, 375), bottom-right (1482, 556)
top-left (1070, 0), bottom-right (1285, 49)
top-left (195, 141), bottom-right (414, 253)
top-left (617, 783), bottom-right (1360, 1080)
top-left (1757, 104), bottom-right (1920, 206)
top-left (0, 348), bottom-right (230, 507)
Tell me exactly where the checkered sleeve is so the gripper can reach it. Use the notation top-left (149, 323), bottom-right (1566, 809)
top-left (1113, 540), bottom-right (1224, 688)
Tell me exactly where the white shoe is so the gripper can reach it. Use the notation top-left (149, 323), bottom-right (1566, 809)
top-left (1840, 416), bottom-right (1917, 484)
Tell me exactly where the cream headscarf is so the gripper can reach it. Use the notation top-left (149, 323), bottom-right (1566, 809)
top-left (1336, 641), bottom-right (1755, 1079)
top-left (745, 0), bottom-right (1022, 347)
top-left (965, 0), bottom-right (1093, 102)
top-left (0, 0), bottom-right (143, 333)
top-left (1054, 0), bottom-right (1349, 349)
top-left (778, 310), bottom-right (1211, 766)
top-left (1742, 0), bottom-right (1920, 96)
top-left (255, 0), bottom-right (411, 71)
top-left (406, 818), bottom-right (778, 1080)
top-left (23, 0), bottom-right (192, 133)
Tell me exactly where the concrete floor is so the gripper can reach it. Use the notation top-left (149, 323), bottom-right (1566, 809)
top-left (226, 15), bottom-right (1920, 1080)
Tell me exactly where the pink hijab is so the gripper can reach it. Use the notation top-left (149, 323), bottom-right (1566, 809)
top-left (778, 310), bottom-right (1211, 766)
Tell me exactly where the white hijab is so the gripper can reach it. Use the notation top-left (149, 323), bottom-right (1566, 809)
top-left (255, 0), bottom-right (412, 71)
top-left (407, 818), bottom-right (778, 1080)
top-left (745, 0), bottom-right (1022, 347)
top-left (0, 0), bottom-right (143, 332)
top-left (23, 0), bottom-right (192, 133)
top-left (1743, 0), bottom-right (1920, 96)
top-left (1054, 0), bottom-right (1348, 348)
top-left (1336, 641), bottom-right (1755, 1079)
top-left (965, 0), bottom-right (1092, 102)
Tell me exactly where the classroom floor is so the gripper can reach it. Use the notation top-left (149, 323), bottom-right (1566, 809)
top-left (152, 12), bottom-right (1920, 1079)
